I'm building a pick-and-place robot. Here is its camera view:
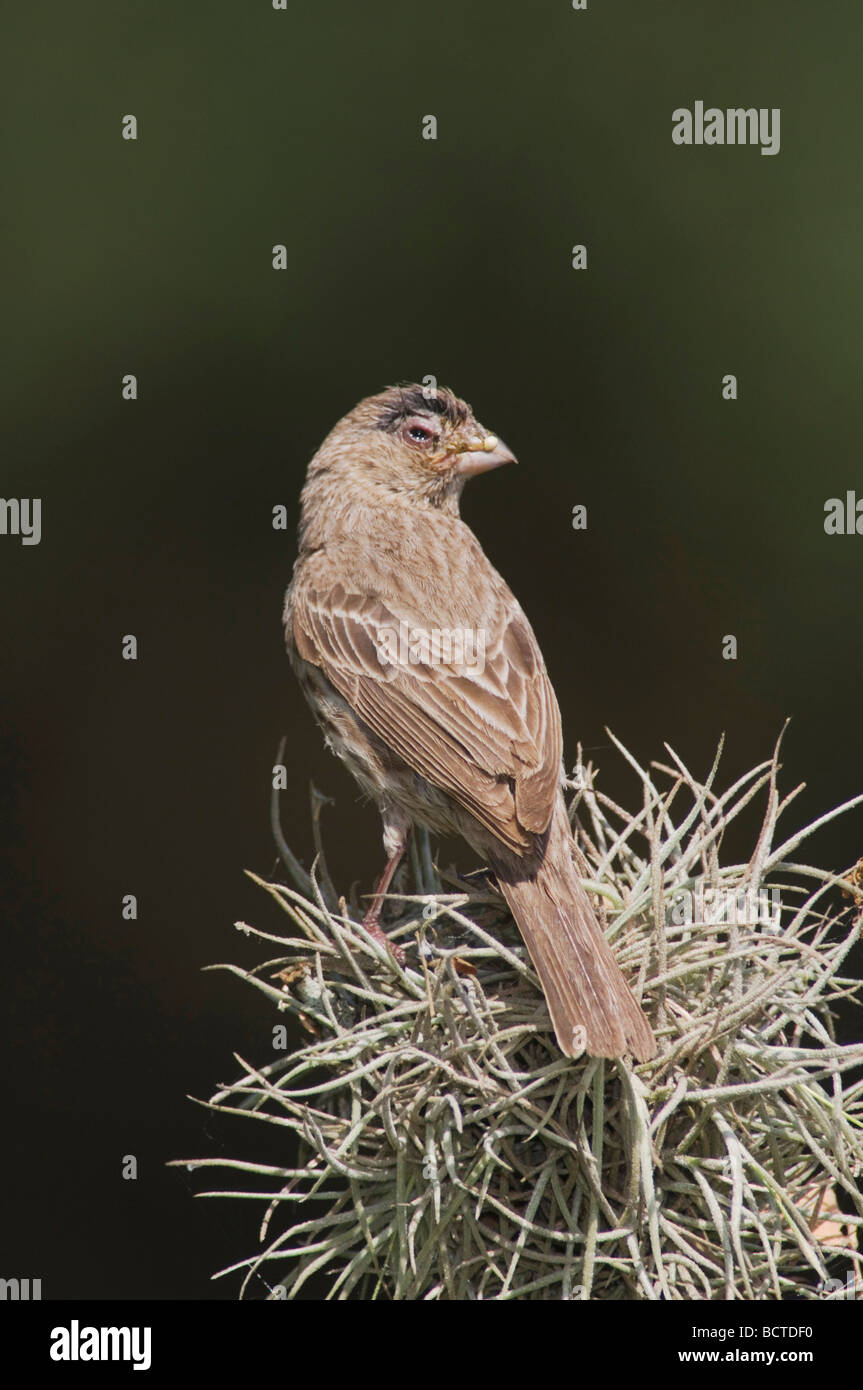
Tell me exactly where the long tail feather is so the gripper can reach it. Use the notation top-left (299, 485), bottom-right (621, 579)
top-left (496, 804), bottom-right (655, 1061)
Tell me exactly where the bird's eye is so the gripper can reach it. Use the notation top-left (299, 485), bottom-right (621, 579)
top-left (408, 424), bottom-right (433, 443)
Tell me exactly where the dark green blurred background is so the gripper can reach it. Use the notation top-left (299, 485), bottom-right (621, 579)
top-left (2, 0), bottom-right (861, 1298)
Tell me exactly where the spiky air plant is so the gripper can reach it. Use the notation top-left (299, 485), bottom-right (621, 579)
top-left (174, 731), bottom-right (863, 1299)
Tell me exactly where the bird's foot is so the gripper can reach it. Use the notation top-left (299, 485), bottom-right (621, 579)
top-left (360, 911), bottom-right (406, 966)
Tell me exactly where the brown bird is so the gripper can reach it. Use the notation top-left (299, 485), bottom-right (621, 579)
top-left (283, 384), bottom-right (655, 1061)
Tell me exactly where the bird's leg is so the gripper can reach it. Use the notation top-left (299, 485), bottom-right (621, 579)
top-left (361, 809), bottom-right (411, 964)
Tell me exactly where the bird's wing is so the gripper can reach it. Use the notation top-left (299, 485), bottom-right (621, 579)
top-left (289, 547), bottom-right (562, 854)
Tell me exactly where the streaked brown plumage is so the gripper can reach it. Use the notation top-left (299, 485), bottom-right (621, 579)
top-left (283, 384), bottom-right (655, 1061)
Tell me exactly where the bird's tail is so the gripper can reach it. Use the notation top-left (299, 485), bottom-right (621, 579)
top-left (495, 803), bottom-right (655, 1061)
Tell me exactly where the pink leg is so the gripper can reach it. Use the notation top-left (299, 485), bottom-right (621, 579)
top-left (362, 817), bottom-right (410, 963)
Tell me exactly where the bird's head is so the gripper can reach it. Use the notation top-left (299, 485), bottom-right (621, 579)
top-left (299, 384), bottom-right (515, 546)
top-left (356, 383), bottom-right (516, 490)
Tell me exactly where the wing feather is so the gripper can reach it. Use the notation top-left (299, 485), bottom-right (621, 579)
top-left (290, 543), bottom-right (562, 853)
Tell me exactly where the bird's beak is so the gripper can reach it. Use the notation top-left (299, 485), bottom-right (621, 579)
top-left (452, 433), bottom-right (517, 478)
